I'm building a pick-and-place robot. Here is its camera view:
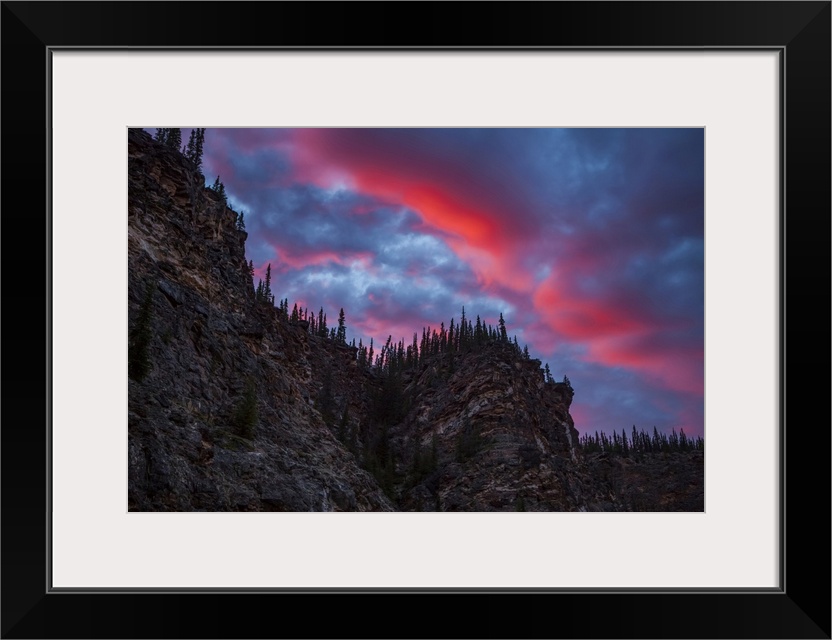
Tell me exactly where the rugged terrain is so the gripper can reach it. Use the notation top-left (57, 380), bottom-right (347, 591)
top-left (127, 128), bottom-right (703, 511)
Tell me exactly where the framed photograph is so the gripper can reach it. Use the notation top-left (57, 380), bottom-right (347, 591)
top-left (3, 2), bottom-right (829, 638)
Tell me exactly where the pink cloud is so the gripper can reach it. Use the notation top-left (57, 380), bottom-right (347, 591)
top-left (291, 129), bottom-right (537, 292)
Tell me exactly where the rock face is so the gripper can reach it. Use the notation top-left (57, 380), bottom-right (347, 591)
top-left (127, 129), bottom-right (393, 511)
top-left (581, 451), bottom-right (705, 512)
top-left (127, 128), bottom-right (703, 512)
top-left (387, 348), bottom-right (584, 511)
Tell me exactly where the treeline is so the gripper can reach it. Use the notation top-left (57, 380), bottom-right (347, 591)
top-left (361, 307), bottom-right (525, 376)
top-left (578, 426), bottom-right (703, 456)
top-left (154, 127), bottom-right (206, 168)
top-left (151, 128), bottom-right (246, 228)
top-left (257, 287), bottom-right (553, 381)
top-left (146, 129), bottom-right (551, 385)
top-left (253, 296), bottom-right (551, 498)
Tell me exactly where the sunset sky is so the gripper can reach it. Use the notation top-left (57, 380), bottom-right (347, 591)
top-left (159, 128), bottom-right (704, 438)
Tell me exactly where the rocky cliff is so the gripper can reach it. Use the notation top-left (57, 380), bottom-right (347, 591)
top-left (127, 128), bottom-right (703, 511)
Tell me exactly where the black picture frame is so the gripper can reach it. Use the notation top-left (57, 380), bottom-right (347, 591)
top-left (2, 2), bottom-right (829, 638)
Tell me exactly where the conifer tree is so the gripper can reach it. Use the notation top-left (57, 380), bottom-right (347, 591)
top-left (154, 128), bottom-right (169, 144)
top-left (412, 333), bottom-right (419, 367)
top-left (184, 128), bottom-right (206, 167)
top-left (264, 264), bottom-right (272, 303)
top-left (236, 211), bottom-right (246, 231)
top-left (447, 319), bottom-right (455, 353)
top-left (357, 339), bottom-right (366, 367)
top-left (498, 312), bottom-right (508, 342)
top-left (337, 308), bottom-right (346, 344)
top-left (166, 128), bottom-right (182, 150)
top-left (210, 175), bottom-right (228, 204)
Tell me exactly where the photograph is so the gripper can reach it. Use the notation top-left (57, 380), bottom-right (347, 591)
top-left (128, 127), bottom-right (704, 512)
top-left (2, 0), bottom-right (828, 635)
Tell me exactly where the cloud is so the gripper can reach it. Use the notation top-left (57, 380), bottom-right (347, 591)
top-left (197, 127), bottom-right (705, 436)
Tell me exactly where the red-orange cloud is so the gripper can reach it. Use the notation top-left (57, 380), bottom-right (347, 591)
top-left (293, 129), bottom-right (534, 291)
top-left (534, 272), bottom-right (702, 396)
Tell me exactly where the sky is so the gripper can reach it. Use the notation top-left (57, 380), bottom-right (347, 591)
top-left (159, 128), bottom-right (704, 438)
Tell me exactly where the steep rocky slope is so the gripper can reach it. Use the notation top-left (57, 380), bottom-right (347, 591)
top-left (385, 347), bottom-right (584, 511)
top-left (127, 129), bottom-right (393, 511)
top-left (127, 128), bottom-right (703, 512)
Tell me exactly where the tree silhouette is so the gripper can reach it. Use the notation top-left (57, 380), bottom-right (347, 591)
top-left (166, 128), bottom-right (182, 150)
top-left (337, 308), bottom-right (347, 344)
top-left (264, 263), bottom-right (273, 304)
top-left (184, 128), bottom-right (206, 167)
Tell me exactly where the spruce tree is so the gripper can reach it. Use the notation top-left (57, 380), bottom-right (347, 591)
top-left (264, 264), bottom-right (272, 303)
top-left (210, 175), bottom-right (228, 204)
top-left (498, 312), bottom-right (508, 342)
top-left (185, 129), bottom-right (197, 161)
top-left (166, 128), bottom-right (182, 150)
top-left (337, 308), bottom-right (346, 344)
top-left (447, 319), bottom-right (455, 354)
top-left (185, 128), bottom-right (206, 167)
top-left (154, 128), bottom-right (169, 144)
